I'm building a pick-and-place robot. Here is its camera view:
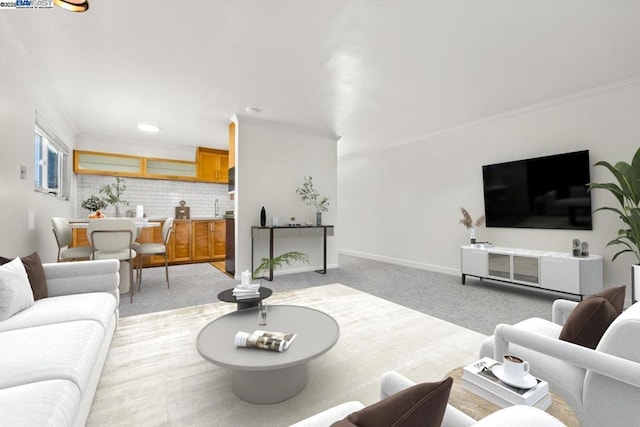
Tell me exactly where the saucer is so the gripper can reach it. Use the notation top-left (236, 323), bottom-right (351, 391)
top-left (491, 365), bottom-right (538, 389)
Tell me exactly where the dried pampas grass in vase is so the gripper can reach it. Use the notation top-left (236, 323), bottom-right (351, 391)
top-left (459, 207), bottom-right (485, 244)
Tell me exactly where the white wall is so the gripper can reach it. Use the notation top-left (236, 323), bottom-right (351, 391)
top-left (338, 79), bottom-right (640, 301)
top-left (0, 21), bottom-right (78, 263)
top-left (234, 115), bottom-right (338, 279)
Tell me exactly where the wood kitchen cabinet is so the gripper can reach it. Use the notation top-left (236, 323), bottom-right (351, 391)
top-left (192, 220), bottom-right (226, 261)
top-left (72, 228), bottom-right (90, 247)
top-left (169, 220), bottom-right (192, 262)
top-left (73, 148), bottom-right (226, 183)
top-left (196, 147), bottom-right (229, 183)
top-left (213, 220), bottom-right (226, 259)
top-left (74, 150), bottom-right (144, 177)
top-left (192, 220), bottom-right (214, 261)
top-left (72, 218), bottom-right (225, 266)
top-left (144, 158), bottom-right (196, 180)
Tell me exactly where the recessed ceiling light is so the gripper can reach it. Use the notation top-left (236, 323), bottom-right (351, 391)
top-left (137, 122), bottom-right (161, 133)
top-left (245, 107), bottom-right (261, 114)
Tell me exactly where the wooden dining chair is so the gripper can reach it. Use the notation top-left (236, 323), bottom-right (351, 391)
top-left (51, 217), bottom-right (93, 262)
top-left (87, 218), bottom-right (138, 303)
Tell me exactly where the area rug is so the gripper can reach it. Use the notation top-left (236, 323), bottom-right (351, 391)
top-left (87, 284), bottom-right (487, 427)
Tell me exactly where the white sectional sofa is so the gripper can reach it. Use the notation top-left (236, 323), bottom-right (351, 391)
top-left (0, 259), bottom-right (120, 427)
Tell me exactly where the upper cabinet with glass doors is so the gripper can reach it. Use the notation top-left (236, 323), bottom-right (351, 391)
top-left (73, 148), bottom-right (224, 182)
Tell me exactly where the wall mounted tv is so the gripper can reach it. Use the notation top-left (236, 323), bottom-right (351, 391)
top-left (482, 150), bottom-right (592, 230)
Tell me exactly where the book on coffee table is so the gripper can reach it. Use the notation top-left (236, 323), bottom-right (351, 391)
top-left (232, 283), bottom-right (261, 300)
top-left (462, 357), bottom-right (549, 406)
top-left (234, 330), bottom-right (297, 352)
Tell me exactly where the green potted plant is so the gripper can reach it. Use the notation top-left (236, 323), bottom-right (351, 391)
top-left (296, 176), bottom-right (329, 226)
top-left (99, 177), bottom-right (129, 217)
top-left (588, 147), bottom-right (640, 302)
top-left (253, 251), bottom-right (309, 280)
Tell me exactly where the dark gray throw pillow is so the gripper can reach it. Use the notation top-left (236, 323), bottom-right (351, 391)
top-left (594, 285), bottom-right (626, 314)
top-left (559, 297), bottom-right (618, 349)
top-left (330, 377), bottom-right (453, 427)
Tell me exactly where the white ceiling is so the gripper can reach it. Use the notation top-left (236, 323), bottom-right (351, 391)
top-left (2, 0), bottom-right (639, 156)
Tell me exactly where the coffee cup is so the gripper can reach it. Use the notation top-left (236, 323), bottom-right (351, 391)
top-left (503, 354), bottom-right (529, 382)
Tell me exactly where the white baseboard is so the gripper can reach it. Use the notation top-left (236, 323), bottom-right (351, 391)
top-left (338, 248), bottom-right (459, 276)
top-left (261, 264), bottom-right (339, 278)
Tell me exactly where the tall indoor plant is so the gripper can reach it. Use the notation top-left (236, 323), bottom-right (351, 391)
top-left (588, 147), bottom-right (640, 302)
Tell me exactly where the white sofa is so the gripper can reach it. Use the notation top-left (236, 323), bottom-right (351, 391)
top-left (290, 371), bottom-right (565, 427)
top-left (0, 259), bottom-right (120, 427)
top-left (479, 299), bottom-right (640, 427)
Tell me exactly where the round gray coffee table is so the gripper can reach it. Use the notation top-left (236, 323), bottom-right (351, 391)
top-left (196, 305), bottom-right (340, 404)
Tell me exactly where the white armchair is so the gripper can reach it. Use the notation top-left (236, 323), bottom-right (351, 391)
top-left (289, 371), bottom-right (565, 427)
top-left (480, 300), bottom-right (640, 427)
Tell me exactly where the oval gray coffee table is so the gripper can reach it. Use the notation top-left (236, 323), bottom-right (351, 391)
top-left (197, 305), bottom-right (340, 404)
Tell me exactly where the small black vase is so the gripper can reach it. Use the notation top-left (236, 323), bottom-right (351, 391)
top-left (260, 206), bottom-right (266, 227)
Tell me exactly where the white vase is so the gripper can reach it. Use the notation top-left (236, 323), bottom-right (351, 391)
top-left (469, 227), bottom-right (477, 244)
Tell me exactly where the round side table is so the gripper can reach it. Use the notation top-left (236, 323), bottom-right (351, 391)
top-left (445, 367), bottom-right (579, 426)
top-left (217, 287), bottom-right (273, 310)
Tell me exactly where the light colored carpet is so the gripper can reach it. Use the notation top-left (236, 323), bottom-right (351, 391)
top-left (88, 284), bottom-right (487, 427)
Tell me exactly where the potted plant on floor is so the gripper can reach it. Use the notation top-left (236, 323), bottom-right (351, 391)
top-left (253, 251), bottom-right (309, 280)
top-left (588, 146), bottom-right (640, 302)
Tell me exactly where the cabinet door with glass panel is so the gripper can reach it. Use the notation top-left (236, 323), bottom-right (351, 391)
top-left (74, 150), bottom-right (144, 177)
top-left (512, 255), bottom-right (540, 286)
top-left (487, 252), bottom-right (511, 280)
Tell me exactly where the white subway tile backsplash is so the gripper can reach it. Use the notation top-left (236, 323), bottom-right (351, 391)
top-left (75, 176), bottom-right (233, 219)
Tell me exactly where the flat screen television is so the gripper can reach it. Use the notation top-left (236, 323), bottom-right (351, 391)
top-left (482, 150), bottom-right (592, 230)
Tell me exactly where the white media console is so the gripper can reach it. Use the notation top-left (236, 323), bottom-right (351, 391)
top-left (460, 245), bottom-right (603, 299)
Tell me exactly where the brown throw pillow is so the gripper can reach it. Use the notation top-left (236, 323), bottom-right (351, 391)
top-left (594, 285), bottom-right (626, 314)
top-left (330, 377), bottom-right (453, 427)
top-left (0, 252), bottom-right (48, 300)
top-left (559, 297), bottom-right (618, 349)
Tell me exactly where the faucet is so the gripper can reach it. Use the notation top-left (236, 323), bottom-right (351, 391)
top-left (214, 199), bottom-right (219, 217)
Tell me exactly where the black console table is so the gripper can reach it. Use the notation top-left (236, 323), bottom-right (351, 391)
top-left (251, 225), bottom-right (334, 281)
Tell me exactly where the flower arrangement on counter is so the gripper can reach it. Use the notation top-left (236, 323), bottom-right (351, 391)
top-left (81, 195), bottom-right (107, 212)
